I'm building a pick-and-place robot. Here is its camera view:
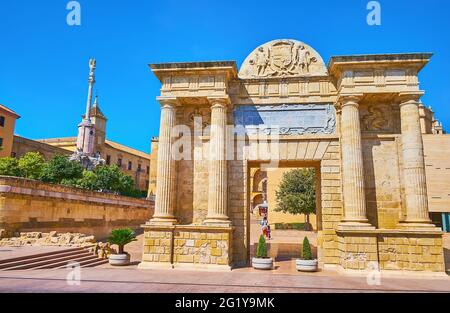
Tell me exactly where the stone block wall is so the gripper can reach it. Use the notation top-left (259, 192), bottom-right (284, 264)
top-left (0, 176), bottom-right (154, 239)
top-left (337, 230), bottom-right (445, 272)
top-left (362, 135), bottom-right (404, 229)
top-left (377, 233), bottom-right (444, 272)
top-left (141, 225), bottom-right (233, 270)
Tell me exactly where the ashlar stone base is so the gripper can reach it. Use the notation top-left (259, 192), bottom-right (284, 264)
top-left (139, 224), bottom-right (234, 271)
top-left (336, 228), bottom-right (445, 272)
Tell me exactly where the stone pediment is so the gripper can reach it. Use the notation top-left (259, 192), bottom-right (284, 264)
top-left (239, 39), bottom-right (328, 79)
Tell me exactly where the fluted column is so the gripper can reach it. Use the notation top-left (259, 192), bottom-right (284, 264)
top-left (338, 95), bottom-right (373, 229)
top-left (149, 98), bottom-right (178, 225)
top-left (204, 99), bottom-right (231, 226)
top-left (398, 93), bottom-right (433, 228)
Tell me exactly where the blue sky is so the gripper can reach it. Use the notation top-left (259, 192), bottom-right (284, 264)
top-left (0, 0), bottom-right (449, 153)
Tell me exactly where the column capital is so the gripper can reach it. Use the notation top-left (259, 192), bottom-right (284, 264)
top-left (207, 97), bottom-right (231, 108)
top-left (397, 91), bottom-right (424, 106)
top-left (157, 96), bottom-right (179, 108)
top-left (336, 94), bottom-right (364, 109)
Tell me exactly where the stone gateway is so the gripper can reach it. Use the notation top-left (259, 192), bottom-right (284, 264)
top-left (139, 39), bottom-right (446, 273)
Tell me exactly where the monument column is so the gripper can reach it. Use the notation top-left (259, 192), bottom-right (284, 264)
top-left (204, 98), bottom-right (231, 226)
top-left (149, 97), bottom-right (178, 225)
top-left (338, 95), bottom-right (373, 229)
top-left (398, 93), bottom-right (433, 228)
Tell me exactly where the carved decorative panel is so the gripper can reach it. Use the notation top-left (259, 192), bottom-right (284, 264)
top-left (360, 104), bottom-right (393, 132)
top-left (234, 104), bottom-right (336, 135)
top-left (239, 39), bottom-right (328, 79)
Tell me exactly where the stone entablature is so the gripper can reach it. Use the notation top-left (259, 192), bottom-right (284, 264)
top-left (141, 39), bottom-right (446, 273)
top-left (0, 176), bottom-right (154, 239)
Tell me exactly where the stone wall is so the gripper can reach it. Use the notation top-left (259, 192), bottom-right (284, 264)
top-left (362, 135), bottom-right (404, 229)
top-left (0, 176), bottom-right (154, 239)
top-left (337, 230), bottom-right (444, 272)
top-left (140, 225), bottom-right (233, 270)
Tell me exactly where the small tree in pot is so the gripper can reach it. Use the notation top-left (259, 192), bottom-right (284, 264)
top-left (108, 228), bottom-right (137, 266)
top-left (296, 237), bottom-right (318, 272)
top-left (252, 235), bottom-right (273, 270)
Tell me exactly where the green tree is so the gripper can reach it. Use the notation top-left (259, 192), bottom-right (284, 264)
top-left (18, 152), bottom-right (45, 180)
top-left (74, 170), bottom-right (99, 190)
top-left (0, 157), bottom-right (22, 177)
top-left (40, 155), bottom-right (84, 184)
top-left (275, 168), bottom-right (316, 230)
top-left (94, 165), bottom-right (123, 192)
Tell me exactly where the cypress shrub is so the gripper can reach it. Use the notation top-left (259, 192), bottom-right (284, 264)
top-left (256, 235), bottom-right (268, 258)
top-left (302, 237), bottom-right (313, 260)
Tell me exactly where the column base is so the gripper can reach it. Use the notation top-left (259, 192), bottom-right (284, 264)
top-left (203, 220), bottom-right (232, 227)
top-left (203, 215), bottom-right (232, 227)
top-left (338, 219), bottom-right (375, 231)
top-left (397, 220), bottom-right (440, 230)
top-left (147, 216), bottom-right (178, 226)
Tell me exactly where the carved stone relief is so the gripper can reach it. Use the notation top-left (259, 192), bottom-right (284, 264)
top-left (234, 104), bottom-right (336, 135)
top-left (239, 39), bottom-right (328, 79)
top-left (360, 104), bottom-right (392, 132)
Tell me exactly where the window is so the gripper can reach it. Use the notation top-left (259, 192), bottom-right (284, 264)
top-left (0, 138), bottom-right (3, 147)
top-left (117, 158), bottom-right (122, 167)
top-left (128, 161), bottom-right (132, 171)
top-left (147, 166), bottom-right (150, 174)
top-left (0, 116), bottom-right (4, 127)
top-left (137, 164), bottom-right (142, 172)
top-left (106, 155), bottom-right (111, 165)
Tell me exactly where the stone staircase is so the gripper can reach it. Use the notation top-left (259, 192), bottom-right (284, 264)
top-left (0, 246), bottom-right (108, 271)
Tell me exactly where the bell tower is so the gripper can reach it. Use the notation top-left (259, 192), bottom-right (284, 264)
top-left (90, 95), bottom-right (107, 155)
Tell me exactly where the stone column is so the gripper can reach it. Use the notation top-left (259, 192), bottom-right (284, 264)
top-left (338, 95), bottom-right (373, 229)
top-left (149, 98), bottom-right (178, 225)
top-left (204, 99), bottom-right (231, 226)
top-left (398, 93), bottom-right (433, 228)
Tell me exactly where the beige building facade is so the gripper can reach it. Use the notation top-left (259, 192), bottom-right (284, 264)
top-left (0, 104), bottom-right (20, 158)
top-left (141, 39), bottom-right (449, 273)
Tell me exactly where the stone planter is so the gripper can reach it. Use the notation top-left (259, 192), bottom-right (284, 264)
top-left (296, 259), bottom-right (318, 272)
top-left (252, 257), bottom-right (273, 270)
top-left (109, 253), bottom-right (131, 266)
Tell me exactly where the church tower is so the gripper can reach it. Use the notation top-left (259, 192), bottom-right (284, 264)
top-left (90, 95), bottom-right (107, 155)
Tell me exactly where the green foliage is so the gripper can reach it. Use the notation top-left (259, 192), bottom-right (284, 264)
top-left (301, 237), bottom-right (313, 260)
top-left (75, 170), bottom-right (99, 190)
top-left (18, 152), bottom-right (45, 180)
top-left (40, 155), bottom-right (84, 184)
top-left (0, 157), bottom-right (21, 177)
top-left (256, 235), bottom-right (268, 258)
top-left (108, 228), bottom-right (137, 254)
top-left (94, 165), bottom-right (123, 192)
top-left (275, 168), bottom-right (316, 217)
top-left (0, 154), bottom-right (144, 199)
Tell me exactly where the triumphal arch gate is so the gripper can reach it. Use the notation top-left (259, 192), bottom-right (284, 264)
top-left (139, 39), bottom-right (445, 273)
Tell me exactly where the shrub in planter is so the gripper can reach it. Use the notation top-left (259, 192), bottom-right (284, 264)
top-left (107, 228), bottom-right (137, 266)
top-left (252, 235), bottom-right (273, 270)
top-left (296, 237), bottom-right (318, 272)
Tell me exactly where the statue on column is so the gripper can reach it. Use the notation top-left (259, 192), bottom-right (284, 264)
top-left (70, 58), bottom-right (105, 170)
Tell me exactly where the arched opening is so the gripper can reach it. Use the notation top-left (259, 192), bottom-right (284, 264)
top-left (247, 161), bottom-right (322, 272)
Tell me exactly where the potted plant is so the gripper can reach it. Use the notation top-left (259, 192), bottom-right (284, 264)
top-left (252, 235), bottom-right (273, 270)
top-left (107, 228), bottom-right (137, 266)
top-left (296, 237), bottom-right (318, 272)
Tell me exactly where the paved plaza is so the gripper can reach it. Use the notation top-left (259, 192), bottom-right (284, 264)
top-left (0, 233), bottom-right (448, 293)
top-left (0, 266), bottom-right (449, 293)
